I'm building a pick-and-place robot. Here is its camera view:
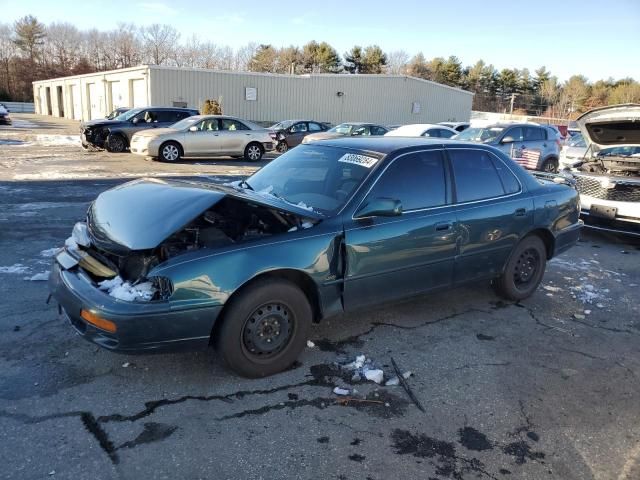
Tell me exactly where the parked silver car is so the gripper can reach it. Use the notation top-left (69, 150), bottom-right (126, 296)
top-left (130, 115), bottom-right (275, 162)
top-left (454, 123), bottom-right (562, 172)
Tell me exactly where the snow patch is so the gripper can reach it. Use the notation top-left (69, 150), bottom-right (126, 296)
top-left (26, 272), bottom-right (49, 281)
top-left (40, 248), bottom-right (60, 258)
top-left (98, 276), bottom-right (156, 302)
top-left (0, 264), bottom-right (30, 274)
top-left (33, 134), bottom-right (81, 147)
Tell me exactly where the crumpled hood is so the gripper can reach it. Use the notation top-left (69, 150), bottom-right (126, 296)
top-left (81, 119), bottom-right (124, 129)
top-left (577, 104), bottom-right (640, 154)
top-left (87, 178), bottom-right (322, 251)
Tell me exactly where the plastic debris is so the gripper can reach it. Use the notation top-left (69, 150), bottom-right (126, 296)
top-left (584, 310), bottom-right (591, 315)
top-left (27, 272), bottom-right (49, 281)
top-left (306, 340), bottom-right (315, 348)
top-left (98, 276), bottom-right (156, 302)
top-left (122, 362), bottom-right (130, 368)
top-left (573, 313), bottom-right (585, 320)
top-left (402, 371), bottom-right (413, 379)
top-left (364, 369), bottom-right (384, 384)
top-left (385, 376), bottom-right (400, 386)
top-left (333, 387), bottom-right (350, 396)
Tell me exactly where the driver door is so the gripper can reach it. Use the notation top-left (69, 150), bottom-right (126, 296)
top-left (342, 150), bottom-right (458, 310)
top-left (185, 118), bottom-right (221, 156)
top-left (287, 122), bottom-right (308, 147)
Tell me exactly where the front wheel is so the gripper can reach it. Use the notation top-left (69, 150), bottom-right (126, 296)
top-left (159, 142), bottom-right (181, 162)
top-left (276, 141), bottom-right (288, 153)
top-left (494, 236), bottom-right (547, 301)
top-left (216, 279), bottom-right (311, 378)
top-left (541, 158), bottom-right (558, 173)
top-left (244, 143), bottom-right (264, 162)
top-left (105, 133), bottom-right (126, 152)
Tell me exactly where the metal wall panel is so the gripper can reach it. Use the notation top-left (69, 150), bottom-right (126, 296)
top-left (149, 67), bottom-right (472, 125)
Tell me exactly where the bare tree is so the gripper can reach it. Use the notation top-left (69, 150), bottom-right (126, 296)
top-left (0, 23), bottom-right (17, 97)
top-left (112, 23), bottom-right (141, 68)
top-left (45, 23), bottom-right (81, 73)
top-left (141, 24), bottom-right (179, 65)
top-left (234, 42), bottom-right (257, 71)
top-left (386, 50), bottom-right (409, 75)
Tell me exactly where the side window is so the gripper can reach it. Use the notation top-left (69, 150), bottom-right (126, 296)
top-left (371, 126), bottom-right (387, 136)
top-left (308, 122), bottom-right (322, 132)
top-left (490, 154), bottom-right (521, 194)
top-left (524, 127), bottom-right (545, 141)
top-left (221, 119), bottom-right (249, 131)
top-left (422, 129), bottom-right (438, 138)
top-left (197, 118), bottom-right (219, 131)
top-left (291, 123), bottom-right (308, 133)
top-left (437, 129), bottom-right (455, 139)
top-left (175, 111), bottom-right (191, 121)
top-left (352, 126), bottom-right (371, 136)
top-left (366, 150), bottom-right (447, 211)
top-left (504, 127), bottom-right (523, 142)
top-left (450, 149), bottom-right (506, 202)
top-left (153, 110), bottom-right (177, 122)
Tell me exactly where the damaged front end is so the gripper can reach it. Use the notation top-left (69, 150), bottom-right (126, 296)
top-left (63, 178), bottom-right (322, 302)
top-left (570, 104), bottom-right (640, 236)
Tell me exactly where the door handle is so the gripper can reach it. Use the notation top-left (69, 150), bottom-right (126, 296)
top-left (435, 221), bottom-right (453, 231)
top-left (514, 208), bottom-right (526, 217)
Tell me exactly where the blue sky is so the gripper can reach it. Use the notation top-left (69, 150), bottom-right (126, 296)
top-left (1, 0), bottom-right (639, 82)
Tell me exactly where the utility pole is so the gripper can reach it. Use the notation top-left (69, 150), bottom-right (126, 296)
top-left (509, 93), bottom-right (518, 116)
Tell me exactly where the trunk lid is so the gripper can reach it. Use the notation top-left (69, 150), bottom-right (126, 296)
top-left (88, 178), bottom-right (322, 251)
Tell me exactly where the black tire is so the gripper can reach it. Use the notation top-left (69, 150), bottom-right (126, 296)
top-left (216, 278), bottom-right (312, 378)
top-left (494, 235), bottom-right (547, 301)
top-left (276, 141), bottom-right (288, 153)
top-left (106, 133), bottom-right (126, 153)
top-left (244, 142), bottom-right (264, 162)
top-left (159, 141), bottom-right (182, 162)
top-left (541, 158), bottom-right (558, 173)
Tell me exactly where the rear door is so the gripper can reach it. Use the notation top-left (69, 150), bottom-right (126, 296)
top-left (446, 147), bottom-right (533, 283)
top-left (287, 122), bottom-right (309, 147)
top-left (523, 126), bottom-right (547, 168)
top-left (217, 118), bottom-right (252, 155)
top-left (343, 149), bottom-right (457, 310)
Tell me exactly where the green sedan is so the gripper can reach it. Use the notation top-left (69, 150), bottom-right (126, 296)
top-left (49, 137), bottom-right (582, 377)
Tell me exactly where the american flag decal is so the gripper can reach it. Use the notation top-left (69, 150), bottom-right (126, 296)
top-left (511, 146), bottom-right (541, 170)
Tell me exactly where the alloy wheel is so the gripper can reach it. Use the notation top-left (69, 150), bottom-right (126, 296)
top-left (247, 145), bottom-right (262, 161)
top-left (162, 144), bottom-right (179, 161)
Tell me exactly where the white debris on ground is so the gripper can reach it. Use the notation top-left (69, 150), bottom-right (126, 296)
top-left (26, 272), bottom-right (49, 281)
top-left (64, 236), bottom-right (78, 250)
top-left (337, 354), bottom-right (412, 387)
top-left (543, 285), bottom-right (562, 292)
top-left (306, 340), bottom-right (315, 348)
top-left (385, 377), bottom-right (400, 386)
top-left (570, 284), bottom-right (609, 304)
top-left (364, 369), bottom-right (384, 384)
top-left (333, 387), bottom-right (350, 396)
top-left (98, 276), bottom-right (156, 302)
top-left (0, 264), bottom-right (30, 274)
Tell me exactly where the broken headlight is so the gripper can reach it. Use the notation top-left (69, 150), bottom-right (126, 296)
top-left (72, 222), bottom-right (91, 248)
top-left (149, 276), bottom-right (174, 300)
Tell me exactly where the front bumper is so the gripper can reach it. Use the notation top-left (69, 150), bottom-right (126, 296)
top-left (49, 259), bottom-right (222, 353)
top-left (262, 141), bottom-right (275, 152)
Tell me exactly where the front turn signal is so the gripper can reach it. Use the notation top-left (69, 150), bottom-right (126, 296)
top-left (80, 309), bottom-right (117, 333)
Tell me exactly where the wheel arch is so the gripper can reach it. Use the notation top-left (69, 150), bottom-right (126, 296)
top-left (159, 139), bottom-right (184, 157)
top-left (209, 268), bottom-right (322, 346)
top-left (106, 129), bottom-right (129, 146)
top-left (523, 228), bottom-right (555, 259)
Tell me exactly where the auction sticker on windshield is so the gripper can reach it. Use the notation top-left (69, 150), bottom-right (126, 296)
top-left (338, 153), bottom-right (379, 168)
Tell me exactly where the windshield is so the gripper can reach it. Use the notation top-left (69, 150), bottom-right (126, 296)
top-left (171, 116), bottom-right (201, 130)
top-left (116, 108), bottom-right (144, 121)
top-left (597, 146), bottom-right (640, 157)
top-left (245, 145), bottom-right (379, 215)
top-left (271, 120), bottom-right (294, 130)
top-left (455, 127), bottom-right (504, 143)
top-left (328, 123), bottom-right (355, 135)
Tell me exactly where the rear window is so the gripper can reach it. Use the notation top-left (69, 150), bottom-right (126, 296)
top-left (449, 149), bottom-right (506, 202)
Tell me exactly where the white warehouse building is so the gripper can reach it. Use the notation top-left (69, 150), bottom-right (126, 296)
top-left (32, 65), bottom-right (473, 125)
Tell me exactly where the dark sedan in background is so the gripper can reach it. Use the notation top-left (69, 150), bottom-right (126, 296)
top-left (269, 119), bottom-right (330, 152)
top-left (49, 138), bottom-right (581, 378)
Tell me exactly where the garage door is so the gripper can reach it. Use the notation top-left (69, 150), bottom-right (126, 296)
top-left (109, 81), bottom-right (124, 110)
top-left (131, 79), bottom-right (147, 108)
top-left (69, 84), bottom-right (82, 120)
top-left (87, 83), bottom-right (103, 120)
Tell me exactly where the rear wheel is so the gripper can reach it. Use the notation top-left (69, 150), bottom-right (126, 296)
top-left (159, 141), bottom-right (181, 162)
top-left (244, 142), bottom-right (264, 162)
top-left (494, 236), bottom-right (547, 301)
top-left (541, 158), bottom-right (558, 173)
top-left (105, 133), bottom-right (126, 152)
top-left (216, 278), bottom-right (311, 378)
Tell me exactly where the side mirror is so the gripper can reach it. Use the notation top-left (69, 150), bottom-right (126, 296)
top-left (189, 126), bottom-right (198, 132)
top-left (501, 136), bottom-right (515, 144)
top-left (132, 118), bottom-right (140, 124)
top-left (355, 198), bottom-right (402, 218)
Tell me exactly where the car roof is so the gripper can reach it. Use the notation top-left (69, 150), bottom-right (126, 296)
top-left (309, 136), bottom-right (474, 154)
top-left (336, 122), bottom-right (384, 127)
